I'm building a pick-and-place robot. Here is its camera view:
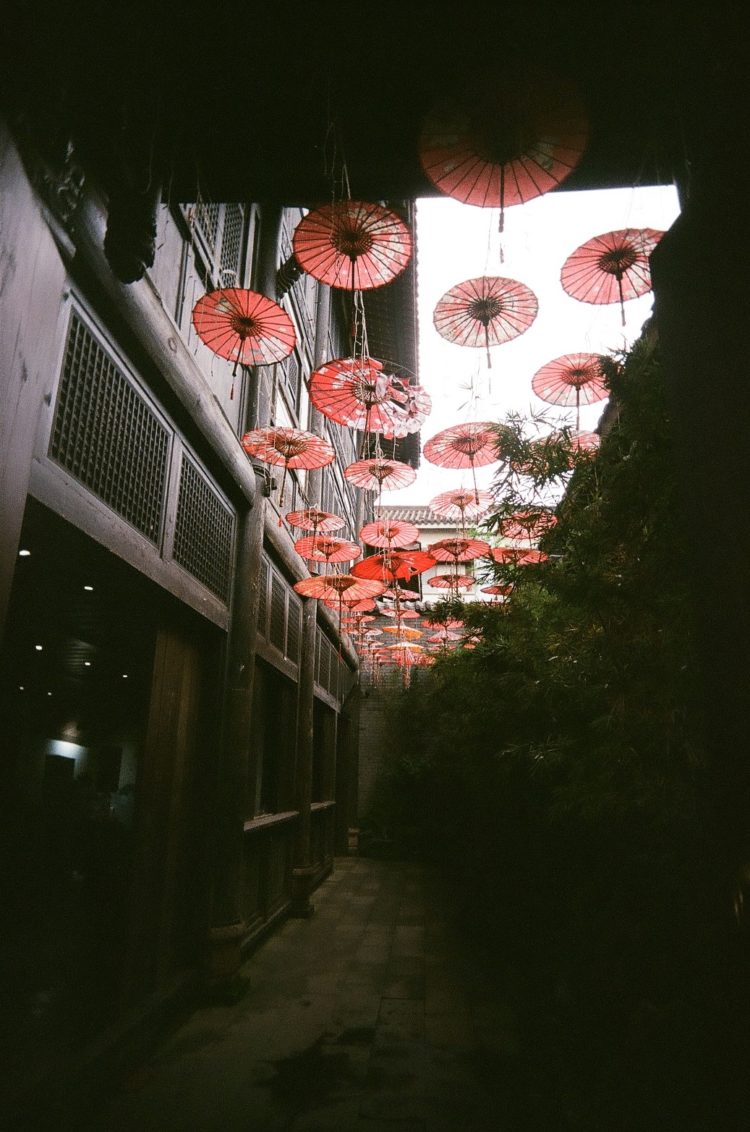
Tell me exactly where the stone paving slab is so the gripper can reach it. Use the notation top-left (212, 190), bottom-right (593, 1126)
top-left (91, 858), bottom-right (518, 1131)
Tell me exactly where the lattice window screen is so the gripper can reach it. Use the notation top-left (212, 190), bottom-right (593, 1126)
top-left (51, 313), bottom-right (170, 544)
top-left (173, 453), bottom-right (235, 601)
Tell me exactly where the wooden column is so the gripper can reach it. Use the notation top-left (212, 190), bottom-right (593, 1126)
top-left (290, 283), bottom-right (331, 915)
top-left (208, 206), bottom-right (282, 985)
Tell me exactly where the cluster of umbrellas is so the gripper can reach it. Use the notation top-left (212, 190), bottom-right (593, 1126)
top-left (184, 65), bottom-right (667, 680)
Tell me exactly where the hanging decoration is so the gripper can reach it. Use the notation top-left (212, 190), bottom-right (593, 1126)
top-left (499, 510), bottom-right (557, 542)
top-left (308, 356), bottom-right (432, 443)
top-left (418, 66), bottom-right (588, 235)
top-left (423, 422), bottom-right (499, 504)
top-left (360, 518), bottom-right (419, 550)
top-left (352, 550), bottom-right (436, 585)
top-left (292, 201), bottom-right (413, 292)
top-left (286, 508), bottom-right (346, 536)
top-left (531, 352), bottom-right (609, 430)
top-left (433, 276), bottom-right (538, 368)
top-left (428, 536), bottom-right (491, 565)
top-left (560, 228), bottom-right (665, 325)
top-left (192, 288), bottom-right (296, 398)
top-left (429, 488), bottom-right (494, 526)
top-left (293, 535), bottom-right (361, 567)
top-left (241, 427), bottom-right (335, 506)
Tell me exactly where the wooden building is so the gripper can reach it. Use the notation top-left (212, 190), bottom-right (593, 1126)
top-left (0, 119), bottom-right (418, 1101)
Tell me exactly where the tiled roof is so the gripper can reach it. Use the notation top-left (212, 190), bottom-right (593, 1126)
top-left (379, 504), bottom-right (448, 526)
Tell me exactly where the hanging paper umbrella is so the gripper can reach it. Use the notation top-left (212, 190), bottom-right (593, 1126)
top-left (242, 426), bottom-right (335, 506)
top-left (433, 276), bottom-right (538, 367)
top-left (419, 67), bottom-right (588, 229)
top-left (429, 487), bottom-right (494, 525)
top-left (292, 201), bottom-right (413, 291)
top-left (293, 535), bottom-right (361, 566)
top-left (379, 607), bottom-right (420, 620)
top-left (423, 422), bottom-right (499, 504)
top-left (429, 573), bottom-right (475, 591)
top-left (360, 518), bottom-right (419, 549)
top-left (192, 288), bottom-right (296, 396)
top-left (560, 228), bottom-right (665, 326)
top-left (491, 546), bottom-right (548, 565)
top-left (531, 352), bottom-right (609, 430)
top-left (382, 626), bottom-right (423, 641)
top-left (286, 507), bottom-right (346, 535)
top-left (344, 458), bottom-right (417, 511)
top-left (382, 585), bottom-right (419, 602)
top-left (309, 357), bottom-right (393, 433)
top-left (380, 375), bottom-right (433, 439)
top-left (499, 510), bottom-right (558, 542)
top-left (481, 583), bottom-right (514, 599)
top-left (429, 536), bottom-right (491, 563)
top-left (352, 550), bottom-right (436, 584)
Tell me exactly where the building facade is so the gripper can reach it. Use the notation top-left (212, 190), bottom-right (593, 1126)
top-left (0, 119), bottom-right (418, 1101)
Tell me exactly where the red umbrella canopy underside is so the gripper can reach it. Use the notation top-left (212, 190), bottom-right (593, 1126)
top-left (241, 427), bottom-right (335, 470)
top-left (419, 67), bottom-right (588, 211)
top-left (491, 546), bottom-right (548, 565)
top-left (294, 575), bottom-right (385, 602)
top-left (343, 458), bottom-right (417, 493)
top-left (429, 487), bottom-right (494, 521)
top-left (531, 352), bottom-right (609, 407)
top-left (428, 573), bottom-right (475, 590)
top-left (560, 228), bottom-right (664, 306)
top-left (293, 535), bottom-right (362, 564)
top-left (286, 508), bottom-right (346, 534)
top-left (352, 551), bottom-right (436, 583)
top-left (292, 201), bottom-right (413, 291)
top-left (192, 288), bottom-right (296, 366)
top-left (360, 518), bottom-right (420, 549)
top-left (499, 511), bottom-right (558, 541)
top-left (433, 276), bottom-right (538, 350)
top-left (429, 537), bottom-right (491, 563)
top-left (423, 422), bottom-right (499, 469)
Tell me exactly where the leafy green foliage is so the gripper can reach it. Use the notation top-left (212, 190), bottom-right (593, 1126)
top-left (361, 333), bottom-right (743, 1127)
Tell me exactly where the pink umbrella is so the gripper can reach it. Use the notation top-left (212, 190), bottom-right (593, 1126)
top-left (360, 518), bottom-right (420, 549)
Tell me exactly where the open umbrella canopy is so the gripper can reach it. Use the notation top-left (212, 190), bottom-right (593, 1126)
top-left (491, 546), bottom-right (548, 565)
top-left (429, 536), bottom-right (491, 563)
top-left (379, 607), bottom-right (420, 620)
top-left (286, 508), bottom-right (346, 534)
top-left (481, 583), bottom-right (514, 598)
top-left (423, 422), bottom-right (499, 470)
top-left (419, 67), bottom-right (588, 219)
top-left (343, 458), bottom-right (417, 493)
top-left (309, 356), bottom-right (395, 434)
top-left (293, 535), bottom-right (362, 565)
top-left (433, 276), bottom-right (538, 366)
top-left (360, 518), bottom-right (420, 549)
top-left (382, 626), bottom-right (423, 641)
top-left (560, 227), bottom-right (664, 324)
top-left (499, 510), bottom-right (558, 541)
top-left (429, 487), bottom-right (494, 523)
top-left (292, 201), bottom-right (413, 291)
top-left (192, 288), bottom-right (296, 373)
top-left (294, 574), bottom-right (385, 603)
top-left (352, 551), bottom-right (436, 584)
top-left (531, 352), bottom-right (609, 408)
top-left (429, 573), bottom-right (475, 590)
top-left (241, 427), bottom-right (335, 470)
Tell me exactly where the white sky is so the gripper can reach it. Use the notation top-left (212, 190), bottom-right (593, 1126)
top-left (381, 184), bottom-right (681, 506)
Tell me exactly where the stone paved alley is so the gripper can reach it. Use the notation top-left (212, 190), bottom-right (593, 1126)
top-left (87, 859), bottom-right (521, 1131)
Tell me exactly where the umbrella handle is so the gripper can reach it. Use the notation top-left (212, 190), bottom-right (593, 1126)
top-left (485, 324), bottom-right (492, 369)
top-left (617, 271), bottom-right (626, 327)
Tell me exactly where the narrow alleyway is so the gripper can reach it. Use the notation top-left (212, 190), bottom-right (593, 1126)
top-left (82, 859), bottom-right (522, 1131)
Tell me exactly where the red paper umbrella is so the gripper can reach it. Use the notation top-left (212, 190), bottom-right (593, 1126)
top-left (192, 288), bottom-right (296, 395)
top-left (429, 487), bottom-right (494, 524)
top-left (379, 607), bottom-right (420, 620)
top-left (383, 585), bottom-right (420, 602)
top-left (352, 551), bottom-right (436, 584)
top-left (286, 508), bottom-right (346, 535)
top-left (419, 68), bottom-right (588, 224)
top-left (571, 430), bottom-right (600, 452)
top-left (424, 422), bottom-right (499, 504)
top-left (344, 458), bottom-right (417, 500)
top-left (380, 376), bottom-right (433, 439)
top-left (333, 596), bottom-right (378, 614)
top-left (433, 277), bottom-right (538, 367)
top-left (293, 535), bottom-right (361, 566)
top-left (481, 583), bottom-right (514, 598)
top-left (382, 626), bottom-right (423, 641)
top-left (491, 546), bottom-right (548, 565)
top-left (429, 536), bottom-right (491, 563)
top-left (242, 427), bottom-right (335, 506)
top-left (560, 228), bottom-right (665, 325)
top-left (532, 352), bottom-right (608, 429)
top-left (309, 357), bottom-right (395, 435)
top-left (500, 511), bottom-right (557, 542)
top-left (292, 201), bottom-right (413, 291)
top-left (426, 631), bottom-right (462, 644)
top-left (360, 518), bottom-right (419, 549)
top-left (429, 573), bottom-right (475, 590)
